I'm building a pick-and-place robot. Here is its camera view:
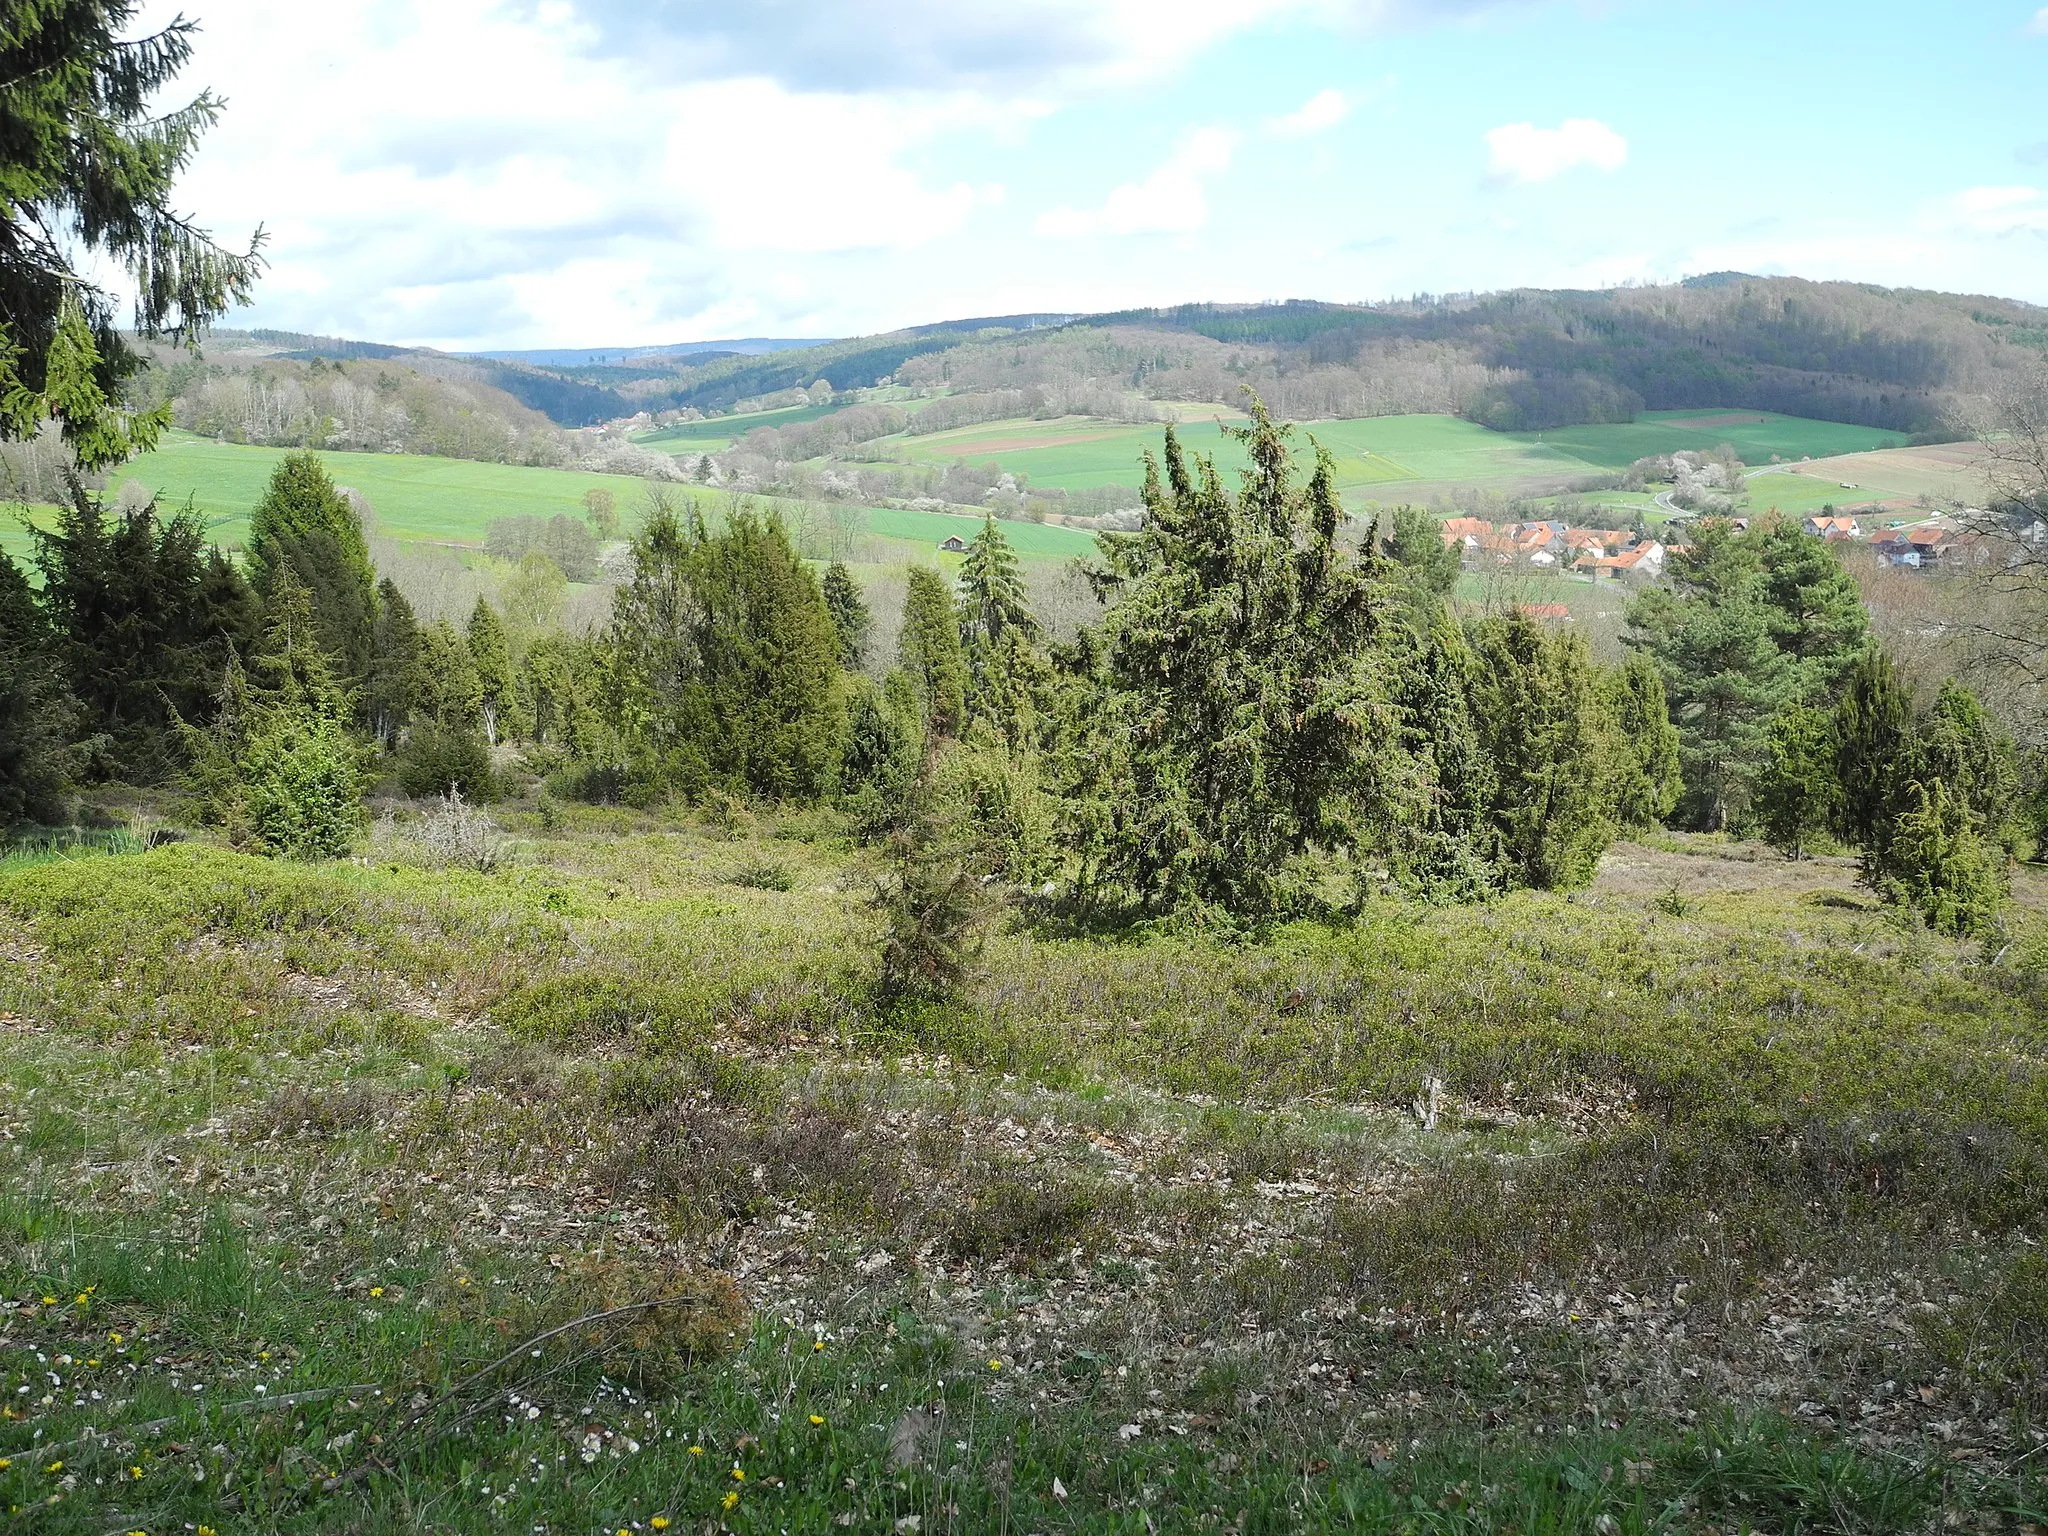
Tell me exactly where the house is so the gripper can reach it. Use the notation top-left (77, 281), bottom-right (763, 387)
top-left (1874, 523), bottom-right (1953, 568)
top-left (1575, 542), bottom-right (1666, 581)
top-left (938, 535), bottom-right (967, 553)
top-left (1803, 513), bottom-right (1860, 540)
top-left (1440, 516), bottom-right (1495, 550)
top-left (1519, 603), bottom-right (1572, 622)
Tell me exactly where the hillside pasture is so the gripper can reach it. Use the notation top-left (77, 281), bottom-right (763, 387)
top-left (638, 400), bottom-right (864, 454)
top-left (1516, 409), bottom-right (1905, 469)
top-left (1745, 441), bottom-right (1994, 519)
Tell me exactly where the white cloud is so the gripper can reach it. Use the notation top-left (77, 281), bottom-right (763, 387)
top-left (1946, 185), bottom-right (2048, 234)
top-left (1483, 118), bottom-right (1628, 184)
top-left (1267, 88), bottom-right (1351, 138)
top-left (2029, 6), bottom-right (2048, 35)
top-left (1036, 128), bottom-right (1241, 237)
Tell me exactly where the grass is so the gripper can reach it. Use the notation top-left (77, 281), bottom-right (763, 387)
top-left (638, 401), bottom-right (864, 454)
top-left (879, 410), bottom-right (1910, 506)
top-left (2, 804), bottom-right (2045, 1531)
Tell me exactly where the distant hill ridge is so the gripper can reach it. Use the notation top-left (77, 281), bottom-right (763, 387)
top-left (205, 278), bottom-right (2048, 437)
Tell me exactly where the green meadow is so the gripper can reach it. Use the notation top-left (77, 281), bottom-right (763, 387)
top-left (1515, 409), bottom-right (1905, 469)
top-left (0, 432), bottom-right (1097, 569)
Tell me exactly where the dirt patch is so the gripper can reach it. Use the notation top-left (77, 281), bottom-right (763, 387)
top-left (1592, 838), bottom-right (1865, 901)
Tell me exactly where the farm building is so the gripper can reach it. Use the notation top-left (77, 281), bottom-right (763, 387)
top-left (1803, 513), bottom-right (1861, 539)
top-left (938, 535), bottom-right (967, 553)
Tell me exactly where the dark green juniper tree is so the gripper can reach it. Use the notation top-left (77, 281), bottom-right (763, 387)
top-left (1072, 398), bottom-right (1383, 918)
top-left (898, 565), bottom-right (968, 739)
top-left (821, 560), bottom-right (870, 671)
top-left (245, 453), bottom-right (378, 696)
top-left (366, 577), bottom-right (417, 749)
top-left (1754, 704), bottom-right (1840, 860)
top-left (30, 477), bottom-right (256, 779)
top-left (0, 1), bottom-right (262, 468)
top-left (1834, 645), bottom-right (1918, 884)
top-left (0, 549), bottom-right (78, 823)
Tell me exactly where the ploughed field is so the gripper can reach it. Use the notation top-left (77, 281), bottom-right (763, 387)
top-left (2, 806), bottom-right (2046, 1533)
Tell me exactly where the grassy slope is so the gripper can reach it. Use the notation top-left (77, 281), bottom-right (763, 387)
top-left (881, 410), bottom-right (1906, 501)
top-left (1, 809), bottom-right (2044, 1532)
top-left (0, 432), bottom-right (1097, 567)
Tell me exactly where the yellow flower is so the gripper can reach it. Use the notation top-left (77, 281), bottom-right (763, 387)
top-left (652, 1520), bottom-right (671, 1531)
top-left (75, 1293), bottom-right (90, 1307)
top-left (86, 1360), bottom-right (99, 1368)
top-left (812, 1340), bottom-right (824, 1352)
top-left (808, 1414), bottom-right (825, 1427)
top-left (258, 1351), bottom-right (271, 1362)
top-left (43, 1462), bottom-right (61, 1474)
top-left (688, 1445), bottom-right (704, 1456)
top-left (369, 1286), bottom-right (385, 1298)
top-left (39, 1297), bottom-right (55, 1307)
top-left (722, 1491), bottom-right (739, 1511)
top-left (107, 1332), bottom-right (123, 1345)
top-left (988, 1359), bottom-right (1002, 1371)
top-left (199, 1528), bottom-right (217, 1536)
top-left (0, 1458), bottom-right (11, 1471)
top-left (730, 1467), bottom-right (745, 1482)
top-left (129, 1465), bottom-right (142, 1479)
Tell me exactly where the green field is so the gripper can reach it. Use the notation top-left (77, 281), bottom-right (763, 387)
top-left (881, 409), bottom-right (1902, 501)
top-left (638, 401), bottom-right (856, 454)
top-left (1514, 409), bottom-right (1905, 469)
top-left (0, 433), bottom-right (1097, 569)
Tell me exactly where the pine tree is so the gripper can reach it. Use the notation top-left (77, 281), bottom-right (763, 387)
top-left (1834, 646), bottom-right (1918, 884)
top-left (1387, 611), bottom-right (1500, 901)
top-left (367, 578), bottom-right (417, 749)
top-left (31, 476), bottom-right (256, 779)
top-left (1378, 504), bottom-right (1462, 627)
top-left (410, 619), bottom-right (483, 732)
top-left (246, 453), bottom-right (378, 696)
top-left (1600, 649), bottom-right (1683, 828)
top-left (0, 551), bottom-right (78, 824)
top-left (899, 566), bottom-right (968, 739)
top-left (1754, 705), bottom-right (1840, 859)
top-left (0, 3), bottom-right (261, 468)
top-left (468, 598), bottom-right (514, 746)
top-left (957, 513), bottom-right (1036, 649)
top-left (1754, 519), bottom-right (1869, 697)
top-left (248, 568), bottom-right (347, 725)
top-left (822, 561), bottom-right (871, 670)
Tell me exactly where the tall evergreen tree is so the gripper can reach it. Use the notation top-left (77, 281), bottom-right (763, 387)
top-left (1467, 611), bottom-right (1613, 890)
top-left (1834, 646), bottom-right (1918, 885)
top-left (1387, 611), bottom-right (1500, 900)
top-left (1600, 649), bottom-right (1683, 829)
top-left (957, 513), bottom-right (1037, 649)
top-left (1378, 503), bottom-right (1462, 627)
top-left (1754, 519), bottom-right (1869, 697)
top-left (1626, 521), bottom-right (1798, 831)
top-left (898, 566), bottom-right (968, 739)
top-left (367, 578), bottom-right (417, 749)
top-left (0, 3), bottom-right (262, 468)
top-left (1072, 400), bottom-right (1383, 917)
top-left (607, 505), bottom-right (843, 800)
top-left (246, 453), bottom-right (377, 695)
top-left (822, 561), bottom-right (871, 671)
top-left (468, 598), bottom-right (514, 746)
top-left (0, 551), bottom-right (78, 823)
top-left (1754, 704), bottom-right (1840, 860)
top-left (1918, 678), bottom-right (2018, 851)
top-left (410, 619), bottom-right (483, 732)
top-left (30, 477), bottom-right (255, 778)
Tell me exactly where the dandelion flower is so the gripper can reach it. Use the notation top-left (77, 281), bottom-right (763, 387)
top-left (129, 1465), bottom-right (142, 1479)
top-left (199, 1527), bottom-right (217, 1536)
top-left (43, 1462), bottom-right (61, 1474)
top-left (652, 1520), bottom-right (671, 1531)
top-left (0, 1458), bottom-right (11, 1471)
top-left (39, 1297), bottom-right (55, 1307)
top-left (731, 1467), bottom-right (745, 1482)
top-left (108, 1333), bottom-right (123, 1345)
top-left (812, 1340), bottom-right (824, 1352)
top-left (688, 1445), bottom-right (704, 1456)
top-left (369, 1286), bottom-right (385, 1298)
top-left (988, 1359), bottom-right (1002, 1371)
top-left (86, 1360), bottom-right (98, 1368)
top-left (809, 1415), bottom-right (825, 1427)
top-left (722, 1491), bottom-right (739, 1511)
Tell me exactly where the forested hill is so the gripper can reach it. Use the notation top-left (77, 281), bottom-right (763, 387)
top-left (621, 276), bottom-right (2045, 436)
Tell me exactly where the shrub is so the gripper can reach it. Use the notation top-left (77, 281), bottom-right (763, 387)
top-left (413, 787), bottom-right (511, 872)
top-left (398, 721), bottom-right (497, 801)
top-left (1883, 778), bottom-right (2006, 938)
top-left (239, 716), bottom-right (363, 859)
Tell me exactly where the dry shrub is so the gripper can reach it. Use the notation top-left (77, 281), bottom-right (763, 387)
top-left (560, 1251), bottom-right (749, 1389)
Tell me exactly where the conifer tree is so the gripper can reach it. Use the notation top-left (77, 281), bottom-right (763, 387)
top-left (1918, 678), bottom-right (2018, 851)
top-left (1378, 504), bottom-right (1462, 629)
top-left (1885, 779), bottom-right (2005, 938)
top-left (1387, 611), bottom-right (1500, 900)
top-left (1754, 519), bottom-right (1869, 697)
top-left (1834, 646), bottom-right (1918, 883)
top-left (1754, 704), bottom-right (1839, 859)
top-left (468, 598), bottom-right (514, 746)
top-left (367, 578), bottom-right (417, 749)
top-left (246, 454), bottom-right (378, 695)
top-left (31, 477), bottom-right (255, 778)
top-left (1467, 611), bottom-right (1612, 890)
top-left (0, 3), bottom-right (262, 468)
top-left (1600, 650), bottom-right (1683, 828)
top-left (1074, 399), bottom-right (1383, 917)
top-left (957, 513), bottom-right (1036, 649)
top-left (899, 566), bottom-right (968, 738)
top-left (822, 561), bottom-right (871, 671)
top-left (0, 551), bottom-right (78, 824)
top-left (410, 619), bottom-right (483, 732)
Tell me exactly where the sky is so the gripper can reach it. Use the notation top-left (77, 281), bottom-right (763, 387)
top-left (143, 0), bottom-right (2048, 350)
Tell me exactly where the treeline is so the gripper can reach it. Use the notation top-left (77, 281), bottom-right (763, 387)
top-left (4, 411), bottom-right (2033, 939)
